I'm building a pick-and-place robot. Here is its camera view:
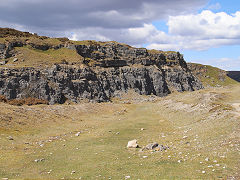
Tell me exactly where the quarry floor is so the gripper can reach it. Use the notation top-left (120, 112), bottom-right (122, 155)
top-left (0, 85), bottom-right (240, 179)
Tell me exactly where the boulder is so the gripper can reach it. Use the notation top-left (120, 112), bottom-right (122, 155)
top-left (127, 139), bottom-right (139, 148)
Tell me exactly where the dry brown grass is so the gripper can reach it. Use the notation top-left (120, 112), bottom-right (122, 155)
top-left (0, 95), bottom-right (7, 103)
top-left (0, 95), bottom-right (48, 106)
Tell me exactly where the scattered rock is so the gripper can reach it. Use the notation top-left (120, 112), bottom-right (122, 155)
top-left (34, 158), bottom-right (45, 162)
top-left (142, 156), bottom-right (148, 158)
top-left (140, 128), bottom-right (145, 131)
top-left (2, 178), bottom-right (8, 180)
top-left (202, 171), bottom-right (206, 174)
top-left (8, 136), bottom-right (14, 140)
top-left (127, 139), bottom-right (139, 148)
top-left (71, 170), bottom-right (76, 174)
top-left (47, 170), bottom-right (52, 174)
top-left (116, 132), bottom-right (120, 135)
top-left (0, 60), bottom-right (7, 65)
top-left (183, 136), bottom-right (188, 139)
top-left (13, 58), bottom-right (18, 62)
top-left (125, 176), bottom-right (131, 179)
top-left (75, 132), bottom-right (81, 136)
top-left (205, 157), bottom-right (209, 161)
top-left (145, 142), bottom-right (158, 150)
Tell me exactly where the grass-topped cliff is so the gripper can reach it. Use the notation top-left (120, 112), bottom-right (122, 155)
top-left (0, 28), bottom-right (181, 68)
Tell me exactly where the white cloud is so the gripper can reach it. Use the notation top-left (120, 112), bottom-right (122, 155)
top-left (67, 9), bottom-right (240, 52)
top-left (145, 10), bottom-right (240, 51)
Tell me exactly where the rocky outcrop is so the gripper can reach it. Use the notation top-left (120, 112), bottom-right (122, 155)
top-left (0, 61), bottom-right (203, 104)
top-left (0, 29), bottom-right (203, 104)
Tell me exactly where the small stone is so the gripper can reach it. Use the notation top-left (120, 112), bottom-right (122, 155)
top-left (216, 164), bottom-right (220, 167)
top-left (183, 136), bottom-right (188, 139)
top-left (0, 60), bottom-right (7, 65)
top-left (143, 156), bottom-right (148, 158)
top-left (212, 169), bottom-right (215, 172)
top-left (140, 128), bottom-right (145, 131)
top-left (145, 142), bottom-right (158, 150)
top-left (202, 171), bottom-right (206, 174)
top-left (178, 160), bottom-right (181, 163)
top-left (213, 160), bottom-right (217, 163)
top-left (116, 132), bottom-right (120, 135)
top-left (71, 170), bottom-right (76, 174)
top-left (8, 136), bottom-right (14, 140)
top-left (205, 157), bottom-right (209, 161)
top-left (75, 132), bottom-right (81, 136)
top-left (127, 139), bottom-right (139, 148)
top-left (125, 176), bottom-right (130, 179)
top-left (13, 58), bottom-right (18, 62)
top-left (2, 178), bottom-right (8, 180)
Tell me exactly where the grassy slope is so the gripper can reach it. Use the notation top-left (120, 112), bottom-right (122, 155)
top-left (3, 46), bottom-right (83, 67)
top-left (0, 85), bottom-right (239, 179)
top-left (188, 63), bottom-right (238, 87)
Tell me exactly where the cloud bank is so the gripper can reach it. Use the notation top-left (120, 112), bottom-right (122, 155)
top-left (0, 0), bottom-right (240, 52)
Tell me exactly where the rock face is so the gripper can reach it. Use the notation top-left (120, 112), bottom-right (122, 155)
top-left (0, 33), bottom-right (203, 104)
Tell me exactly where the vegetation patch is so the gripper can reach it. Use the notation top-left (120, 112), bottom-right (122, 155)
top-left (0, 95), bottom-right (48, 106)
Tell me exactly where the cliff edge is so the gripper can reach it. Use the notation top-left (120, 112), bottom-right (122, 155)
top-left (0, 28), bottom-right (203, 104)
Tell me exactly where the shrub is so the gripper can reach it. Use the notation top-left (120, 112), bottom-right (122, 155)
top-left (8, 97), bottom-right (48, 106)
top-left (0, 95), bottom-right (7, 103)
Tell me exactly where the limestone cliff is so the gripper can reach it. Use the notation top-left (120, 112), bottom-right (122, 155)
top-left (0, 28), bottom-right (203, 104)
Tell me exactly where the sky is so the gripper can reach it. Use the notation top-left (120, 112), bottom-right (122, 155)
top-left (0, 0), bottom-right (239, 70)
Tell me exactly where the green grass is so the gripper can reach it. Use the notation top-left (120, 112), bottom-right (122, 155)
top-left (0, 85), bottom-right (239, 179)
top-left (189, 63), bottom-right (238, 87)
top-left (0, 46), bottom-right (83, 67)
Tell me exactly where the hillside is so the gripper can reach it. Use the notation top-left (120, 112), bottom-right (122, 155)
top-left (0, 84), bottom-right (240, 179)
top-left (0, 28), bottom-right (239, 179)
top-left (188, 63), bottom-right (238, 87)
top-left (0, 28), bottom-right (203, 104)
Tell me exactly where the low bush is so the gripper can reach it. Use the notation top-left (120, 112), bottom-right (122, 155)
top-left (0, 95), bottom-right (48, 106)
top-left (0, 95), bottom-right (7, 103)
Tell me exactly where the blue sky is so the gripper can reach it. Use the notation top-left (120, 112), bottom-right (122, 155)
top-left (152, 0), bottom-right (240, 70)
top-left (0, 0), bottom-right (239, 70)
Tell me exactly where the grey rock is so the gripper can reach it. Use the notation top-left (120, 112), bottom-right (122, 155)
top-left (145, 142), bottom-right (159, 150)
top-left (0, 42), bottom-right (203, 104)
top-left (13, 58), bottom-right (18, 62)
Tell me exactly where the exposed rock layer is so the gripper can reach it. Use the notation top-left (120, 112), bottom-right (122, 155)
top-left (0, 29), bottom-right (203, 104)
top-left (0, 62), bottom-right (203, 104)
